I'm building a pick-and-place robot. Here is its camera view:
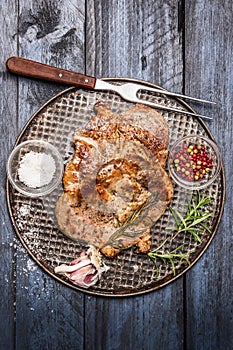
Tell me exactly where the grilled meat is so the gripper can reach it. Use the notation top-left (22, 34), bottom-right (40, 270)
top-left (55, 103), bottom-right (173, 257)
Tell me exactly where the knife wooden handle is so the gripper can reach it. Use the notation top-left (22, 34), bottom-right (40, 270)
top-left (6, 56), bottom-right (96, 89)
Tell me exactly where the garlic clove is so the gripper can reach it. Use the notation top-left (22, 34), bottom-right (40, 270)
top-left (54, 246), bottom-right (109, 288)
top-left (54, 256), bottom-right (91, 274)
top-left (70, 265), bottom-right (99, 288)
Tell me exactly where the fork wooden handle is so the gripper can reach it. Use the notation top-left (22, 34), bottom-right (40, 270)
top-left (6, 56), bottom-right (96, 89)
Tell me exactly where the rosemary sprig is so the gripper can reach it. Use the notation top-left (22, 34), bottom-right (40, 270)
top-left (148, 239), bottom-right (192, 276)
top-left (167, 191), bottom-right (213, 243)
top-left (148, 191), bottom-right (213, 276)
top-left (107, 192), bottom-right (158, 244)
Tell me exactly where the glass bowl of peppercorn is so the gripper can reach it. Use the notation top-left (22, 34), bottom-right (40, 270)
top-left (168, 135), bottom-right (222, 190)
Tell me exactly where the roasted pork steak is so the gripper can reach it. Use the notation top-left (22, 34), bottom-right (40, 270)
top-left (55, 103), bottom-right (173, 257)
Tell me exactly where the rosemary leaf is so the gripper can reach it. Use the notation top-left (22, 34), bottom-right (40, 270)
top-left (148, 191), bottom-right (213, 277)
top-left (106, 192), bottom-right (159, 245)
top-left (191, 232), bottom-right (202, 243)
top-left (188, 213), bottom-right (212, 227)
top-left (168, 191), bottom-right (213, 242)
top-left (148, 244), bottom-right (192, 276)
top-left (199, 222), bottom-right (212, 233)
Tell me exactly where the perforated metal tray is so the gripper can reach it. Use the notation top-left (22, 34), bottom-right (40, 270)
top-left (6, 79), bottom-right (225, 296)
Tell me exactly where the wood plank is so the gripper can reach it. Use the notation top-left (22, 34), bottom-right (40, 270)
top-left (18, 0), bottom-right (86, 122)
top-left (1, 1), bottom-right (232, 349)
top-left (185, 0), bottom-right (233, 349)
top-left (0, 0), bottom-right (19, 348)
top-left (85, 1), bottom-right (184, 349)
top-left (85, 289), bottom-right (184, 350)
top-left (13, 1), bottom-right (86, 349)
top-left (86, 0), bottom-right (183, 92)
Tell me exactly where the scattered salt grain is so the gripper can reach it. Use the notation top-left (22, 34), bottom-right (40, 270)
top-left (27, 258), bottom-right (37, 271)
top-left (18, 204), bottom-right (31, 217)
top-left (18, 151), bottom-right (56, 188)
top-left (133, 265), bottom-right (139, 272)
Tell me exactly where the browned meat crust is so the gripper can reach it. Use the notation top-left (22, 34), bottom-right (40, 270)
top-left (55, 102), bottom-right (173, 257)
top-left (83, 102), bottom-right (169, 167)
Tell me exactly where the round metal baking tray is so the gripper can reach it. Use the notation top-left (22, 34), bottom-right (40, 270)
top-left (6, 78), bottom-right (225, 297)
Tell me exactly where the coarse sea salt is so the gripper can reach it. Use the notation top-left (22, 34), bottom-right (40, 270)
top-left (18, 151), bottom-right (56, 188)
top-left (18, 204), bottom-right (31, 217)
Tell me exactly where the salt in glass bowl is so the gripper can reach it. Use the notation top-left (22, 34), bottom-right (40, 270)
top-left (7, 140), bottom-right (64, 197)
top-left (168, 135), bottom-right (221, 190)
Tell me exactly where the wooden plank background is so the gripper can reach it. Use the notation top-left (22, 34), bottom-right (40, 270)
top-left (185, 1), bottom-right (233, 349)
top-left (0, 0), bottom-right (232, 349)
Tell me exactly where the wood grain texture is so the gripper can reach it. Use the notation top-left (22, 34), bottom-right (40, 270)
top-left (85, 1), bottom-right (184, 349)
top-left (185, 1), bottom-right (233, 349)
top-left (15, 252), bottom-right (85, 350)
top-left (0, 0), bottom-right (18, 348)
top-left (17, 0), bottom-right (85, 121)
top-left (1, 0), bottom-right (232, 349)
top-left (84, 289), bottom-right (184, 350)
top-left (86, 0), bottom-right (183, 92)
top-left (2, 1), bottom-right (85, 349)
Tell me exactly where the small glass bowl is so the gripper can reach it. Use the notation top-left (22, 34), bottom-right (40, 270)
top-left (168, 135), bottom-right (221, 190)
top-left (7, 140), bottom-right (64, 197)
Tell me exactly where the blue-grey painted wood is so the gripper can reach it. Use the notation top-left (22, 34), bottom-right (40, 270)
top-left (185, 1), bottom-right (233, 349)
top-left (85, 1), bottom-right (184, 350)
top-left (86, 0), bottom-right (183, 92)
top-left (0, 1), bottom-right (18, 349)
top-left (1, 0), bottom-right (232, 349)
top-left (84, 289), bottom-right (184, 350)
top-left (1, 1), bottom-right (85, 350)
